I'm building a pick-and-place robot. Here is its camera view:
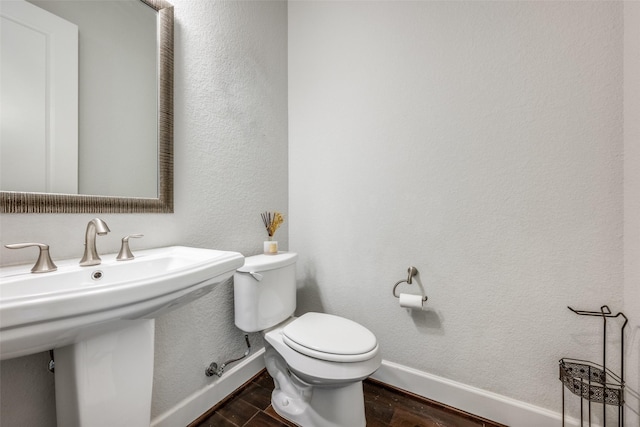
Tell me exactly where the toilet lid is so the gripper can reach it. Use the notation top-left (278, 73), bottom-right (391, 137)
top-left (282, 312), bottom-right (378, 362)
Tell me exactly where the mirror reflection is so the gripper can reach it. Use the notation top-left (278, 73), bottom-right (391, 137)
top-left (1, 0), bottom-right (158, 198)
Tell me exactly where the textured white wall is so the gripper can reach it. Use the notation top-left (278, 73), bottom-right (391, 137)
top-left (624, 2), bottom-right (640, 425)
top-left (289, 0), bottom-right (624, 417)
top-left (0, 1), bottom-right (288, 426)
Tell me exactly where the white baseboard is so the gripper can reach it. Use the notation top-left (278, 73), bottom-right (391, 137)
top-left (150, 348), bottom-right (266, 427)
top-left (151, 354), bottom-right (582, 427)
top-left (371, 360), bottom-right (580, 427)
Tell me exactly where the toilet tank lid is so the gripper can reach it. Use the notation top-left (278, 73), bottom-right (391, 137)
top-left (236, 252), bottom-right (298, 273)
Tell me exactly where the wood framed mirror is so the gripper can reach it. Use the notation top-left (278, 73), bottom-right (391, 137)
top-left (0, 0), bottom-right (173, 213)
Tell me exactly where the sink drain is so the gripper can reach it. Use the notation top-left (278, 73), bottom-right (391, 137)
top-left (91, 270), bottom-right (104, 281)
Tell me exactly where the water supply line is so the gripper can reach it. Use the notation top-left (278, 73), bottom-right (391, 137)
top-left (48, 350), bottom-right (55, 373)
top-left (205, 334), bottom-right (251, 378)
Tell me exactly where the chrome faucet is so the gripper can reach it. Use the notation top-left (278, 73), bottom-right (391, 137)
top-left (79, 218), bottom-right (110, 266)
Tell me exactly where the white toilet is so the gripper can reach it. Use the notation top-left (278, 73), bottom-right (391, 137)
top-left (234, 252), bottom-right (381, 427)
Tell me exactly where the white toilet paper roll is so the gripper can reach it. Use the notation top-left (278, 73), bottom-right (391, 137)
top-left (399, 293), bottom-right (424, 310)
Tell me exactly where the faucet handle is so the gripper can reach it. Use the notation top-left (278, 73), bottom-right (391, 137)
top-left (5, 243), bottom-right (58, 273)
top-left (116, 234), bottom-right (143, 261)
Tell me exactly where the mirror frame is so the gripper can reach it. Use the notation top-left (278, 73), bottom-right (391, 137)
top-left (1, 0), bottom-right (173, 214)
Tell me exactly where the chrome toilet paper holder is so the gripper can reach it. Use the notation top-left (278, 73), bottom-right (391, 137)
top-left (392, 266), bottom-right (427, 301)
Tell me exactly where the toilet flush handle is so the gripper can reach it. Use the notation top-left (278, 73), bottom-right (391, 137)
top-left (249, 272), bottom-right (263, 281)
top-left (237, 271), bottom-right (263, 281)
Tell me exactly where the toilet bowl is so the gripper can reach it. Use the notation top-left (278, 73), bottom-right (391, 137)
top-left (233, 253), bottom-right (381, 427)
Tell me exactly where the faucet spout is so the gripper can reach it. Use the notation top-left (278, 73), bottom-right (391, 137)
top-left (80, 218), bottom-right (110, 266)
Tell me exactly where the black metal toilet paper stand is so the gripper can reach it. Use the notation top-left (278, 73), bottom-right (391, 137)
top-left (559, 305), bottom-right (627, 427)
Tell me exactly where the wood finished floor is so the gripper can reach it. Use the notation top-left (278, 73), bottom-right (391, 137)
top-left (189, 370), bottom-right (507, 427)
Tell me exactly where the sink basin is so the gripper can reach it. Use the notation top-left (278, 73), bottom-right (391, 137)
top-left (0, 246), bottom-right (244, 360)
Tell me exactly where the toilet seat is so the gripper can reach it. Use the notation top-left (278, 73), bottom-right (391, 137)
top-left (282, 312), bottom-right (378, 362)
top-left (264, 319), bottom-right (382, 385)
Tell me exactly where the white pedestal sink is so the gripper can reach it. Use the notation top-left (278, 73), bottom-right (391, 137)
top-left (0, 246), bottom-right (244, 427)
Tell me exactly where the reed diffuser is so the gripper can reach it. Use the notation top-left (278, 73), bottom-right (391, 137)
top-left (261, 211), bottom-right (283, 254)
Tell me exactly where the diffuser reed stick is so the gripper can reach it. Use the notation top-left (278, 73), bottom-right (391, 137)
top-left (261, 211), bottom-right (284, 238)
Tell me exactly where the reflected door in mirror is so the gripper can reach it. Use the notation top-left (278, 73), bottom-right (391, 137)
top-left (1, 0), bottom-right (78, 193)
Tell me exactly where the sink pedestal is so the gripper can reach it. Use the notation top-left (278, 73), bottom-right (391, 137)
top-left (54, 319), bottom-right (155, 427)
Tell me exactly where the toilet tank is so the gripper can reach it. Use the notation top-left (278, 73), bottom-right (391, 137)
top-left (233, 252), bottom-right (298, 332)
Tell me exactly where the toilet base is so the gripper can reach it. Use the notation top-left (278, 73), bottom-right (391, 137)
top-left (265, 346), bottom-right (367, 427)
top-left (271, 381), bottom-right (366, 427)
